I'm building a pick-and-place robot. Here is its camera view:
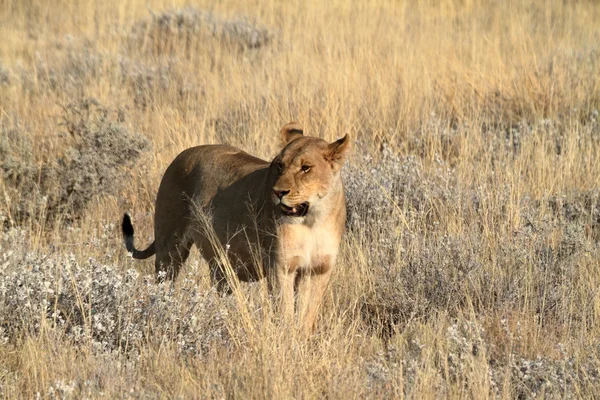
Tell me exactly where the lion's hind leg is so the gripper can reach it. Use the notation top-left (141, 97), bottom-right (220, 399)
top-left (155, 237), bottom-right (193, 282)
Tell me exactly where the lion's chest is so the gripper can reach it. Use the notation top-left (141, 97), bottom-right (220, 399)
top-left (278, 223), bottom-right (340, 273)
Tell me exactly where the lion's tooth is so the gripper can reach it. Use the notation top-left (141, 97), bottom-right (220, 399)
top-left (292, 207), bottom-right (297, 213)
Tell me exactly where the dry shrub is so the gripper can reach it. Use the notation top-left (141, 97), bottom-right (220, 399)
top-left (118, 57), bottom-right (203, 110)
top-left (8, 43), bottom-right (199, 111)
top-left (356, 186), bottom-right (597, 335)
top-left (344, 136), bottom-right (598, 337)
top-left (0, 230), bottom-right (230, 357)
top-left (128, 7), bottom-right (272, 56)
top-left (345, 142), bottom-right (457, 231)
top-left (14, 40), bottom-right (105, 97)
top-left (0, 99), bottom-right (150, 228)
top-left (118, 58), bottom-right (176, 110)
top-left (0, 117), bottom-right (54, 228)
top-left (441, 320), bottom-right (600, 398)
top-left (0, 118), bottom-right (36, 189)
top-left (56, 98), bottom-right (150, 220)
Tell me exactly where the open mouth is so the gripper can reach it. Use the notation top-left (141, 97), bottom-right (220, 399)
top-left (280, 202), bottom-right (309, 217)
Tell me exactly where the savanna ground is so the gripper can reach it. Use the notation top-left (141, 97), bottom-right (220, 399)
top-left (1, 0), bottom-right (600, 398)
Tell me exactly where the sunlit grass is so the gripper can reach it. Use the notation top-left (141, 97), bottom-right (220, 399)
top-left (1, 0), bottom-right (600, 398)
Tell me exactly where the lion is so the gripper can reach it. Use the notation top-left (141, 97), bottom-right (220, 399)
top-left (121, 123), bottom-right (351, 333)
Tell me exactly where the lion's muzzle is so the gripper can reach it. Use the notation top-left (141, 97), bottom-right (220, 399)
top-left (280, 202), bottom-right (310, 217)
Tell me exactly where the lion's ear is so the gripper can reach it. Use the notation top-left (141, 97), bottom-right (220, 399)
top-left (280, 122), bottom-right (304, 146)
top-left (326, 134), bottom-right (352, 170)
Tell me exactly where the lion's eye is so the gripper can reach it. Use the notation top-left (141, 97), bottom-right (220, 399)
top-left (301, 165), bottom-right (311, 173)
top-left (277, 162), bottom-right (283, 171)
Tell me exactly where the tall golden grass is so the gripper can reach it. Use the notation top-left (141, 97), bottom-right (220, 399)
top-left (1, 0), bottom-right (600, 398)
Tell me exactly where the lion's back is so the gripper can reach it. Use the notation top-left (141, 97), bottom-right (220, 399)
top-left (154, 144), bottom-right (270, 220)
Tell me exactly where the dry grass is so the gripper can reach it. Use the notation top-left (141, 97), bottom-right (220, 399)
top-left (1, 0), bottom-right (600, 398)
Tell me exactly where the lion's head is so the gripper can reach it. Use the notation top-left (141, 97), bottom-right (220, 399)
top-left (270, 123), bottom-right (352, 218)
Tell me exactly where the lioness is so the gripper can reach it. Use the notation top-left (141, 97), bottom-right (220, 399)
top-left (122, 123), bottom-right (351, 333)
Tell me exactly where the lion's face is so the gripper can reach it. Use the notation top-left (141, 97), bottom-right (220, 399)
top-left (271, 124), bottom-right (351, 218)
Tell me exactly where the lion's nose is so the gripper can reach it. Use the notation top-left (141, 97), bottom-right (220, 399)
top-left (273, 189), bottom-right (289, 199)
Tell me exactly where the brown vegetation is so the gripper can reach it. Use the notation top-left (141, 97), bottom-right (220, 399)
top-left (1, 0), bottom-right (600, 398)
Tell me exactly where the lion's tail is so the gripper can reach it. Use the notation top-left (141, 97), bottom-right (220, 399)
top-left (122, 213), bottom-right (156, 260)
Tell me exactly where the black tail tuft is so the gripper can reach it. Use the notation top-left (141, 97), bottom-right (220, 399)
top-left (122, 213), bottom-right (134, 236)
top-left (121, 213), bottom-right (156, 260)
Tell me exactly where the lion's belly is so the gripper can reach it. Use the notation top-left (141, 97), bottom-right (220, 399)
top-left (279, 223), bottom-right (340, 274)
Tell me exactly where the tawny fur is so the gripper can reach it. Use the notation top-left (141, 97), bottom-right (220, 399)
top-left (122, 123), bottom-right (351, 334)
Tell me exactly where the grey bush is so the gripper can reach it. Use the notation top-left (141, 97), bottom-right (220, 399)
top-left (0, 99), bottom-right (150, 227)
top-left (343, 136), bottom-right (597, 336)
top-left (129, 7), bottom-right (272, 56)
top-left (56, 98), bottom-right (150, 220)
top-left (0, 231), bottom-right (230, 357)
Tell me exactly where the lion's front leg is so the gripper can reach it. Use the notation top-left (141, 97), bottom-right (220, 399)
top-left (295, 267), bottom-right (332, 336)
top-left (267, 260), bottom-right (298, 323)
